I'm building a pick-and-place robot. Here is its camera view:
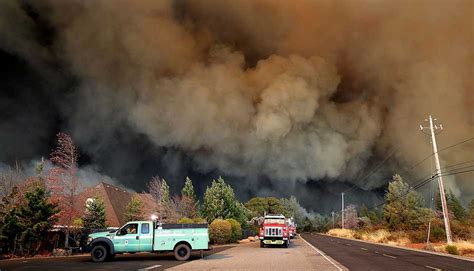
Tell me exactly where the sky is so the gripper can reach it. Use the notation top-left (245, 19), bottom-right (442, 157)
top-left (0, 0), bottom-right (473, 213)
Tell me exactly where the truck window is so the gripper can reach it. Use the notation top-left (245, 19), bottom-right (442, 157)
top-left (120, 223), bottom-right (138, 235)
top-left (141, 223), bottom-right (149, 234)
top-left (264, 218), bottom-right (285, 224)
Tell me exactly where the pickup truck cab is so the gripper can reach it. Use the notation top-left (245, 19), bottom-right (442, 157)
top-left (83, 220), bottom-right (209, 262)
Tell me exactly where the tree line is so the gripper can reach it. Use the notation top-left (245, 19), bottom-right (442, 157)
top-left (321, 174), bottom-right (474, 243)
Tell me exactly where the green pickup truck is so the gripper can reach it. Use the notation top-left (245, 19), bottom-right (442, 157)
top-left (83, 220), bottom-right (210, 262)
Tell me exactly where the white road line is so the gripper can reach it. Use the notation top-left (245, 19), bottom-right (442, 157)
top-left (138, 264), bottom-right (162, 271)
top-left (360, 247), bottom-right (368, 251)
top-left (425, 266), bottom-right (441, 271)
top-left (382, 254), bottom-right (397, 259)
top-left (300, 235), bottom-right (344, 271)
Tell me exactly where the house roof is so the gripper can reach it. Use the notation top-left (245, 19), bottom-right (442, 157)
top-left (77, 182), bottom-right (129, 227)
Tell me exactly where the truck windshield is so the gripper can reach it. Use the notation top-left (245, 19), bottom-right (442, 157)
top-left (264, 218), bottom-right (285, 224)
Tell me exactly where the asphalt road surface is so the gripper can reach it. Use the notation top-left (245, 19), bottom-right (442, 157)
top-left (301, 233), bottom-right (474, 271)
top-left (0, 246), bottom-right (231, 271)
top-left (167, 237), bottom-right (345, 270)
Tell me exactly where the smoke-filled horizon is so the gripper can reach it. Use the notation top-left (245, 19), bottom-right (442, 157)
top-left (0, 0), bottom-right (473, 212)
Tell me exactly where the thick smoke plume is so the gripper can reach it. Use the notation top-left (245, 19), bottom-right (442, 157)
top-left (0, 0), bottom-right (473, 207)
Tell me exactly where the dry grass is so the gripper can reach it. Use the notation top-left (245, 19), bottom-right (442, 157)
top-left (359, 229), bottom-right (391, 243)
top-left (327, 228), bottom-right (355, 239)
top-left (433, 240), bottom-right (474, 256)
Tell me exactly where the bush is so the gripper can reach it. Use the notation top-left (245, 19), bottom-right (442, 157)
top-left (178, 217), bottom-right (194, 224)
top-left (451, 220), bottom-right (471, 240)
top-left (209, 219), bottom-right (232, 244)
top-left (226, 218), bottom-right (242, 242)
top-left (192, 217), bottom-right (207, 224)
top-left (430, 225), bottom-right (446, 242)
top-left (445, 245), bottom-right (459, 255)
top-left (408, 230), bottom-right (427, 243)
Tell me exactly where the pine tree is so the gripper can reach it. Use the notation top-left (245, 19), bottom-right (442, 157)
top-left (125, 194), bottom-right (144, 221)
top-left (280, 196), bottom-right (306, 226)
top-left (82, 197), bottom-right (107, 232)
top-left (383, 174), bottom-right (430, 230)
top-left (17, 183), bottom-right (59, 256)
top-left (468, 199), bottom-right (474, 220)
top-left (436, 190), bottom-right (466, 221)
top-left (202, 177), bottom-right (248, 226)
top-left (182, 177), bottom-right (196, 201)
top-left (180, 177), bottom-right (197, 218)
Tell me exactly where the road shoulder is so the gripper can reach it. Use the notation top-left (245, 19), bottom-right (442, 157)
top-left (317, 233), bottom-right (474, 262)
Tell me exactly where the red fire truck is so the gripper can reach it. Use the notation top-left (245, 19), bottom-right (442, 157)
top-left (259, 214), bottom-right (290, 248)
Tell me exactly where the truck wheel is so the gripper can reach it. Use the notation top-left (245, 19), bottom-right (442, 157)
top-left (174, 244), bottom-right (191, 261)
top-left (260, 241), bottom-right (264, 248)
top-left (91, 245), bottom-right (108, 262)
top-left (284, 241), bottom-right (289, 248)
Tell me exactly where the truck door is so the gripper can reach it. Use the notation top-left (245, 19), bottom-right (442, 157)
top-left (113, 223), bottom-right (140, 252)
top-left (139, 222), bottom-right (153, 251)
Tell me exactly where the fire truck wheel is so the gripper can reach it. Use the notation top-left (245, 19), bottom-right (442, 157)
top-left (174, 243), bottom-right (191, 261)
top-left (260, 241), bottom-right (264, 248)
top-left (91, 245), bottom-right (108, 262)
top-left (284, 241), bottom-right (289, 248)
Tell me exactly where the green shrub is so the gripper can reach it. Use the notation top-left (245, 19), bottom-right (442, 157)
top-left (445, 245), bottom-right (459, 255)
top-left (430, 225), bottom-right (445, 242)
top-left (209, 219), bottom-right (232, 244)
top-left (226, 218), bottom-right (242, 242)
top-left (178, 217), bottom-right (194, 224)
top-left (408, 230), bottom-right (427, 243)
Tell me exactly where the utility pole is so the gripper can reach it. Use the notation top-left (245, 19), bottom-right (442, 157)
top-left (331, 211), bottom-right (335, 228)
top-left (341, 193), bottom-right (345, 229)
top-left (420, 115), bottom-right (452, 244)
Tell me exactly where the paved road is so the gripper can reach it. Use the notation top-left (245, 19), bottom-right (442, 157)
top-left (168, 237), bottom-right (345, 270)
top-left (302, 233), bottom-right (474, 271)
top-left (0, 246), bottom-right (231, 271)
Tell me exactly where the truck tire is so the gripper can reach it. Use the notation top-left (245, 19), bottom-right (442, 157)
top-left (174, 244), bottom-right (191, 261)
top-left (284, 241), bottom-right (289, 248)
top-left (91, 245), bottom-right (108, 262)
top-left (260, 241), bottom-right (264, 248)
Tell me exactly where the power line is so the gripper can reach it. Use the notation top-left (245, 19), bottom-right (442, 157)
top-left (409, 137), bottom-right (474, 171)
top-left (343, 150), bottom-right (396, 194)
top-left (437, 137), bottom-right (474, 152)
top-left (440, 159), bottom-right (474, 170)
top-left (440, 165), bottom-right (474, 175)
top-left (440, 168), bottom-right (474, 177)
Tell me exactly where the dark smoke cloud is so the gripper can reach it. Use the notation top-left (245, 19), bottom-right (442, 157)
top-left (0, 0), bottom-right (472, 211)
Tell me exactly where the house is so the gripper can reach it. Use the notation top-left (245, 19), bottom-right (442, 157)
top-left (77, 182), bottom-right (156, 227)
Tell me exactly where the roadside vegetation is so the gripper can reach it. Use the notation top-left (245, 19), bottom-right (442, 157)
top-left (326, 175), bottom-right (474, 257)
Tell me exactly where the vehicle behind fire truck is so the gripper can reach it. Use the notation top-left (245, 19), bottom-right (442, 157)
top-left (259, 214), bottom-right (290, 248)
top-left (286, 217), bottom-right (296, 239)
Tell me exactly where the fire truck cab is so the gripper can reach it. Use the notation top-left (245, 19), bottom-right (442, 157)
top-left (259, 214), bottom-right (290, 248)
